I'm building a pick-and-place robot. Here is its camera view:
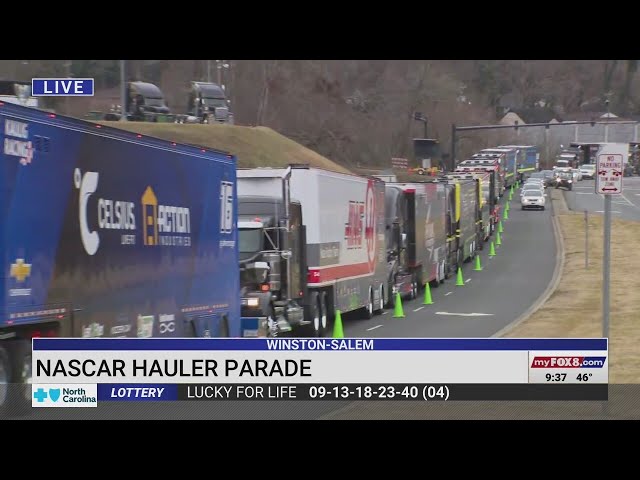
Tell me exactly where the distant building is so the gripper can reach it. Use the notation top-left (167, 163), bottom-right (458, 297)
top-left (561, 111), bottom-right (632, 122)
top-left (499, 107), bottom-right (561, 125)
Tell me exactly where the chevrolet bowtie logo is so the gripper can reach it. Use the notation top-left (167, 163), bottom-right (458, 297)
top-left (10, 258), bottom-right (31, 282)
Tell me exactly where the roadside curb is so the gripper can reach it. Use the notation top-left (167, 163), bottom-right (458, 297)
top-left (551, 188), bottom-right (570, 214)
top-left (492, 190), bottom-right (566, 338)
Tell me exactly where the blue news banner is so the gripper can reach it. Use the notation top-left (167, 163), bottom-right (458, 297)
top-left (34, 338), bottom-right (609, 403)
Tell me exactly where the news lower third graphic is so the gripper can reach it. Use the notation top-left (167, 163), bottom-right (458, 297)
top-left (29, 338), bottom-right (609, 407)
top-left (30, 383), bottom-right (607, 404)
top-left (31, 78), bottom-right (94, 97)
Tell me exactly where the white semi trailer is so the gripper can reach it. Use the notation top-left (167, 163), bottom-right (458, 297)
top-left (237, 165), bottom-right (387, 337)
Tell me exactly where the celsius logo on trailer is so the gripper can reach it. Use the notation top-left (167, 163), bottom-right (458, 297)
top-left (74, 168), bottom-right (192, 255)
top-left (3, 119), bottom-right (34, 166)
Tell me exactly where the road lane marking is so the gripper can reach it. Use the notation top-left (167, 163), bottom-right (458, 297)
top-left (366, 324), bottom-right (383, 331)
top-left (435, 312), bottom-right (494, 317)
top-left (413, 306), bottom-right (424, 312)
top-left (595, 210), bottom-right (621, 213)
top-left (574, 192), bottom-right (593, 195)
top-left (445, 292), bottom-right (453, 296)
top-left (620, 193), bottom-right (636, 207)
top-left (382, 311), bottom-right (388, 315)
top-left (465, 278), bottom-right (471, 283)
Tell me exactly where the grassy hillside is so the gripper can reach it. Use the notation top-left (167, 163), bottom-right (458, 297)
top-left (100, 122), bottom-right (351, 174)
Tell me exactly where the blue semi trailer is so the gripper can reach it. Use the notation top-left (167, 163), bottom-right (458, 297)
top-left (500, 145), bottom-right (539, 179)
top-left (0, 102), bottom-right (241, 412)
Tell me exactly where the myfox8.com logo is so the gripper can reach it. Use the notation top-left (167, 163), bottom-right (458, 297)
top-left (32, 384), bottom-right (98, 408)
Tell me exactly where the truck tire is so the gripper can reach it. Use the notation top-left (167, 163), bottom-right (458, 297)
top-left (375, 284), bottom-right (385, 314)
top-left (0, 341), bottom-right (31, 418)
top-left (308, 292), bottom-right (323, 338)
top-left (218, 316), bottom-right (230, 337)
top-left (320, 291), bottom-right (329, 335)
top-left (385, 279), bottom-right (395, 309)
top-left (0, 345), bottom-right (9, 414)
top-left (430, 262), bottom-right (442, 288)
top-left (363, 286), bottom-right (374, 320)
top-left (409, 275), bottom-right (418, 300)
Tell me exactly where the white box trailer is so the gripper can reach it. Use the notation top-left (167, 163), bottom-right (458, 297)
top-left (237, 165), bottom-right (387, 335)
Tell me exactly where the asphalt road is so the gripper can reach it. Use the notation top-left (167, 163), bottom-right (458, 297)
top-left (564, 176), bottom-right (640, 222)
top-left (342, 191), bottom-right (558, 338)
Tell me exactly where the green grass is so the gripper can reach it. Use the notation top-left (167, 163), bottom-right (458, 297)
top-left (100, 122), bottom-right (351, 173)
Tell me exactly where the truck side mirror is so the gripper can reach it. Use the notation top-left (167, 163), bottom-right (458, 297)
top-left (281, 250), bottom-right (292, 260)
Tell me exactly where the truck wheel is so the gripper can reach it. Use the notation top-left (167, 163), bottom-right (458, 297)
top-left (410, 276), bottom-right (418, 300)
top-left (363, 286), bottom-right (374, 320)
top-left (218, 316), bottom-right (230, 337)
top-left (430, 263), bottom-right (441, 288)
top-left (308, 292), bottom-right (323, 338)
top-left (266, 306), bottom-right (278, 337)
top-left (0, 345), bottom-right (9, 413)
top-left (320, 291), bottom-right (330, 332)
top-left (375, 284), bottom-right (385, 314)
top-left (385, 280), bottom-right (395, 309)
top-left (0, 341), bottom-right (31, 417)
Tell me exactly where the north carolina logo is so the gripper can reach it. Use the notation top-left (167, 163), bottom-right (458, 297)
top-left (48, 388), bottom-right (61, 402)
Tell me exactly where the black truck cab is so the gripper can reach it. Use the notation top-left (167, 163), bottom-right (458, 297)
top-left (187, 82), bottom-right (232, 124)
top-left (125, 81), bottom-right (170, 120)
top-left (238, 196), bottom-right (308, 336)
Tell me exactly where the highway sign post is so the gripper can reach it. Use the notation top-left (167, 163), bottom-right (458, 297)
top-left (595, 143), bottom-right (628, 340)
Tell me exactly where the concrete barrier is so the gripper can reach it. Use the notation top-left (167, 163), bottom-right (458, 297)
top-left (550, 187), bottom-right (570, 214)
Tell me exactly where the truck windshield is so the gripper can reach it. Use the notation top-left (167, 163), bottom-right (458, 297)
top-left (239, 228), bottom-right (262, 254)
top-left (145, 97), bottom-right (165, 107)
top-left (204, 98), bottom-right (227, 108)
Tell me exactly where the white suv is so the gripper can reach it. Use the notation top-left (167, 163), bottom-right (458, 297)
top-left (579, 164), bottom-right (596, 180)
top-left (521, 189), bottom-right (546, 210)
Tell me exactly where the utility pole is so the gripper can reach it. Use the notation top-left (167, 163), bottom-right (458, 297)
top-left (120, 60), bottom-right (127, 122)
top-left (64, 60), bottom-right (72, 114)
top-left (450, 123), bottom-right (457, 172)
top-left (207, 60), bottom-right (211, 83)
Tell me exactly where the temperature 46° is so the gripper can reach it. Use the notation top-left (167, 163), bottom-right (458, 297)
top-left (577, 373), bottom-right (593, 382)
